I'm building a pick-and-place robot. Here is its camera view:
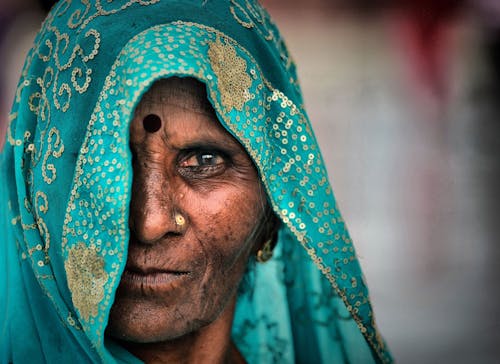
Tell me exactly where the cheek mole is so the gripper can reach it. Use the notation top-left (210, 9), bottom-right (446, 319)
top-left (142, 113), bottom-right (162, 133)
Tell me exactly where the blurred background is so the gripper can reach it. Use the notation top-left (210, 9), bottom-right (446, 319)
top-left (1, 0), bottom-right (499, 362)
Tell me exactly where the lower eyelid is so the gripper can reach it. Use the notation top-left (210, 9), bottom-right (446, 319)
top-left (177, 163), bottom-right (226, 179)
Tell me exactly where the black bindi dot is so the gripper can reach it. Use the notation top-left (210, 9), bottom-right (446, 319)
top-left (142, 114), bottom-right (162, 133)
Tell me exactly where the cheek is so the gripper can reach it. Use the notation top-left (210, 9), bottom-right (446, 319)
top-left (191, 184), bottom-right (262, 279)
top-left (198, 186), bottom-right (260, 249)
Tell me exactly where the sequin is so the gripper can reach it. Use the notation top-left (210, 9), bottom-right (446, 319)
top-left (64, 243), bottom-right (109, 321)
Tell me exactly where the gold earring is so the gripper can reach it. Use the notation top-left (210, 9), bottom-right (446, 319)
top-left (256, 239), bottom-right (273, 263)
top-left (174, 213), bottom-right (186, 227)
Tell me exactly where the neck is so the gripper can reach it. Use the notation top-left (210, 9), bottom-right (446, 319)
top-left (119, 297), bottom-right (246, 364)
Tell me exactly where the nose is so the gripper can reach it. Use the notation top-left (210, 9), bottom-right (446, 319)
top-left (128, 164), bottom-right (181, 244)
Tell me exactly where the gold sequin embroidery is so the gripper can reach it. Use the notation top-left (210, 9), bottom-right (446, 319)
top-left (64, 243), bottom-right (108, 321)
top-left (208, 37), bottom-right (252, 111)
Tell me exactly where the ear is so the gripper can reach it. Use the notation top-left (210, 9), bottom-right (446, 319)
top-left (254, 212), bottom-right (280, 253)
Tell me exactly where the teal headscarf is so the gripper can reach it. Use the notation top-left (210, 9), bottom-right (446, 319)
top-left (0, 1), bottom-right (392, 363)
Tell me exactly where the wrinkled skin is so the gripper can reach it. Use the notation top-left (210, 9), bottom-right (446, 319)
top-left (106, 78), bottom-right (266, 362)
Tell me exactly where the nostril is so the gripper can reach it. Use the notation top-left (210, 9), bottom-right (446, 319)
top-left (130, 206), bottom-right (185, 245)
top-left (142, 114), bottom-right (162, 133)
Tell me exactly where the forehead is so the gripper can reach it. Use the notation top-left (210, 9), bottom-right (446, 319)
top-left (134, 77), bottom-right (215, 116)
top-left (130, 77), bottom-right (242, 151)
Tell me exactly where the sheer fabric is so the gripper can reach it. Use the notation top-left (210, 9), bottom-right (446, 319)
top-left (0, 1), bottom-right (392, 363)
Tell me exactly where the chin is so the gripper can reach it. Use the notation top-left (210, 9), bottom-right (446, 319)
top-left (107, 320), bottom-right (191, 344)
top-left (106, 298), bottom-right (211, 344)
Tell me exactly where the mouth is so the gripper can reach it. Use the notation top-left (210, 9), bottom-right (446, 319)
top-left (119, 266), bottom-right (191, 296)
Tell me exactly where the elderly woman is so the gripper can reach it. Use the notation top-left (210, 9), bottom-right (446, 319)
top-left (0, 1), bottom-right (391, 363)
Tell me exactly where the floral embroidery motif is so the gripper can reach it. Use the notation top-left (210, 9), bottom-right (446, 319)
top-left (64, 243), bottom-right (108, 321)
top-left (208, 37), bottom-right (252, 111)
top-left (233, 315), bottom-right (289, 363)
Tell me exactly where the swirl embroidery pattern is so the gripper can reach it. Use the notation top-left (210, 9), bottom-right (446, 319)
top-left (229, 0), bottom-right (293, 71)
top-left (57, 0), bottom-right (161, 31)
top-left (35, 25), bottom-right (100, 114)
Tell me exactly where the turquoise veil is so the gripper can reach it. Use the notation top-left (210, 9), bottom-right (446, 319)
top-left (0, 1), bottom-right (392, 363)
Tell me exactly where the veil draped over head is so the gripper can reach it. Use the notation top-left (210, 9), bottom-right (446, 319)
top-left (0, 1), bottom-right (392, 363)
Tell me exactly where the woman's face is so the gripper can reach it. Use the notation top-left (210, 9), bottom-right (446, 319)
top-left (107, 78), bottom-right (264, 343)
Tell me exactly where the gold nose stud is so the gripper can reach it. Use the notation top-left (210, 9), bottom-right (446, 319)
top-left (175, 213), bottom-right (186, 227)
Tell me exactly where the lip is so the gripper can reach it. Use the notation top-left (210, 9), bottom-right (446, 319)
top-left (119, 266), bottom-right (191, 296)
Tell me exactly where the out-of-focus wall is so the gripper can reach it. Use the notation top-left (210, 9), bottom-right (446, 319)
top-left (262, 1), bottom-right (500, 363)
top-left (0, 0), bottom-right (45, 148)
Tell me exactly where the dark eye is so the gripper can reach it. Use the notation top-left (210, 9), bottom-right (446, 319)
top-left (180, 152), bottom-right (224, 167)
